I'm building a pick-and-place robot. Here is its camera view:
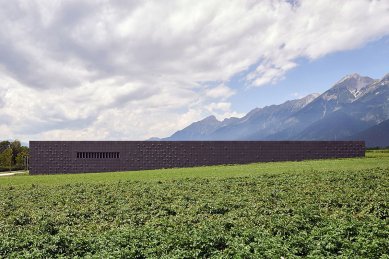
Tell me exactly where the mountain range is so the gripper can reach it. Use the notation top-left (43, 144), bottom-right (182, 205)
top-left (161, 73), bottom-right (389, 147)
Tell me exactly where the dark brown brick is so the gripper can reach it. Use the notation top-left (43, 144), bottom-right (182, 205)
top-left (29, 141), bottom-right (365, 175)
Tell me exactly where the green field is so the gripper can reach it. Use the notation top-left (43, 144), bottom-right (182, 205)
top-left (1, 151), bottom-right (388, 258)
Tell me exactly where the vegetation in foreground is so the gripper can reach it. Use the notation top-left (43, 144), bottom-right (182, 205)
top-left (0, 152), bottom-right (388, 258)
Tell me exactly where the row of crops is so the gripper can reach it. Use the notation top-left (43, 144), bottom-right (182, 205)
top-left (0, 154), bottom-right (388, 257)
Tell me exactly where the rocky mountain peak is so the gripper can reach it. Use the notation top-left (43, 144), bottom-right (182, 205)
top-left (319, 73), bottom-right (375, 103)
top-left (202, 115), bottom-right (219, 123)
top-left (337, 73), bottom-right (363, 82)
top-left (302, 93), bottom-right (320, 103)
top-left (334, 73), bottom-right (374, 92)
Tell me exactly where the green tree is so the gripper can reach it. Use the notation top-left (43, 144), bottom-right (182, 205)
top-left (0, 140), bottom-right (10, 153)
top-left (0, 147), bottom-right (12, 171)
top-left (0, 140), bottom-right (29, 171)
top-left (10, 140), bottom-right (22, 166)
top-left (16, 146), bottom-right (29, 169)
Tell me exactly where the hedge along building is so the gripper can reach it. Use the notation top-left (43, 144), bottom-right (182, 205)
top-left (29, 141), bottom-right (365, 175)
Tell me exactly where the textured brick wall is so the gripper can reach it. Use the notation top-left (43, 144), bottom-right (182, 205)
top-left (29, 141), bottom-right (365, 175)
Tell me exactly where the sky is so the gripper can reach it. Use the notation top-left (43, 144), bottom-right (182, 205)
top-left (0, 0), bottom-right (389, 141)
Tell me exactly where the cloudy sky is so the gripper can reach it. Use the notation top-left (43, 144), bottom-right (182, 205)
top-left (1, 0), bottom-right (389, 141)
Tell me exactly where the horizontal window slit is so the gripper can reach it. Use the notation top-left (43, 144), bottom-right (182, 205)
top-left (76, 152), bottom-right (120, 159)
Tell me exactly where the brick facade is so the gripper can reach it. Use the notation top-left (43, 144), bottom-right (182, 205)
top-left (29, 141), bottom-right (365, 175)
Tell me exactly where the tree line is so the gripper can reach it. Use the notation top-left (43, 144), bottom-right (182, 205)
top-left (0, 140), bottom-right (29, 172)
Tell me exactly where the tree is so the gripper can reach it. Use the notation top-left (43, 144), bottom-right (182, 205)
top-left (10, 140), bottom-right (22, 166)
top-left (0, 140), bottom-right (29, 171)
top-left (0, 141), bottom-right (10, 153)
top-left (0, 147), bottom-right (12, 172)
top-left (16, 146), bottom-right (29, 169)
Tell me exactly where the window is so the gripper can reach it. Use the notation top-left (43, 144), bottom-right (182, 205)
top-left (77, 152), bottom-right (120, 159)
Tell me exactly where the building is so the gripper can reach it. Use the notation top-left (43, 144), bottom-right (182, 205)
top-left (29, 141), bottom-right (365, 175)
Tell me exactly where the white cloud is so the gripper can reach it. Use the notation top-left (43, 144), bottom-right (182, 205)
top-left (0, 0), bottom-right (388, 140)
top-left (206, 102), bottom-right (231, 112)
top-left (205, 84), bottom-right (235, 99)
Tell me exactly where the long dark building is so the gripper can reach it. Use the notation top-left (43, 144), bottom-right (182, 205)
top-left (29, 141), bottom-right (365, 175)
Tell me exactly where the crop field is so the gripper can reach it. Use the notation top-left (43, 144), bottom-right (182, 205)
top-left (0, 151), bottom-right (388, 258)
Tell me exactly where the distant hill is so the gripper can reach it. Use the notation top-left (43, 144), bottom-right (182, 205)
top-left (349, 119), bottom-right (389, 148)
top-left (159, 72), bottom-right (389, 142)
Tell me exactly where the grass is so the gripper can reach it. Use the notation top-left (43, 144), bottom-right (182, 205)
top-left (0, 151), bottom-right (388, 257)
top-left (1, 150), bottom-right (388, 186)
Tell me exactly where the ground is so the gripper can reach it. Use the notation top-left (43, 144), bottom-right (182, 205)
top-left (0, 151), bottom-right (388, 258)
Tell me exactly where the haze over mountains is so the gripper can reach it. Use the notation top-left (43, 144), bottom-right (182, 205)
top-left (162, 73), bottom-right (389, 147)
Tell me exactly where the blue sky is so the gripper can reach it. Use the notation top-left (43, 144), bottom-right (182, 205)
top-left (229, 36), bottom-right (389, 114)
top-left (0, 0), bottom-right (389, 140)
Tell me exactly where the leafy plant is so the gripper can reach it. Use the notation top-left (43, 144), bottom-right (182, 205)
top-left (0, 152), bottom-right (388, 257)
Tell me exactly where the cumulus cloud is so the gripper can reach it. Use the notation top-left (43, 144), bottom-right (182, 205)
top-left (0, 0), bottom-right (388, 140)
top-left (205, 84), bottom-right (235, 99)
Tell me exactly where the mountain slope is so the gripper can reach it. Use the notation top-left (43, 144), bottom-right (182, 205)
top-left (266, 74), bottom-right (375, 140)
top-left (166, 94), bottom-right (318, 140)
top-left (294, 72), bottom-right (389, 141)
top-left (166, 115), bottom-right (223, 140)
top-left (209, 93), bottom-right (319, 140)
top-left (349, 119), bottom-right (389, 147)
top-left (294, 111), bottom-right (373, 140)
top-left (344, 73), bottom-right (389, 125)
